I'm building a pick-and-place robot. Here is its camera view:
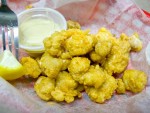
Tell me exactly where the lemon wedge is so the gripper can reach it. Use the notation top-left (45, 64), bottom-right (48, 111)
top-left (0, 50), bottom-right (24, 80)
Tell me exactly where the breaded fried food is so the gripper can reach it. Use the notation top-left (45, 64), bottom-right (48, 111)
top-left (21, 57), bottom-right (41, 78)
top-left (40, 53), bottom-right (63, 78)
top-left (61, 59), bottom-right (71, 71)
top-left (68, 57), bottom-right (90, 81)
top-left (95, 28), bottom-right (113, 57)
top-left (65, 29), bottom-right (95, 56)
top-left (123, 69), bottom-right (147, 93)
top-left (102, 34), bottom-right (131, 75)
top-left (95, 40), bottom-right (112, 59)
top-left (43, 31), bottom-right (67, 57)
top-left (44, 29), bottom-right (95, 58)
top-left (67, 20), bottom-right (81, 29)
top-left (128, 33), bottom-right (142, 52)
top-left (80, 65), bottom-right (106, 88)
top-left (90, 39), bottom-right (112, 63)
top-left (116, 79), bottom-right (126, 94)
top-left (34, 76), bottom-right (55, 101)
top-left (32, 26), bottom-right (145, 104)
top-left (89, 51), bottom-right (102, 63)
top-left (90, 28), bottom-right (114, 63)
top-left (68, 57), bottom-right (90, 74)
top-left (96, 28), bottom-right (113, 40)
top-left (51, 71), bottom-right (80, 103)
top-left (85, 74), bottom-right (117, 103)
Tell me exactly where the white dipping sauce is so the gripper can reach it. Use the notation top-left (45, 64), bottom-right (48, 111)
top-left (19, 18), bottom-right (61, 46)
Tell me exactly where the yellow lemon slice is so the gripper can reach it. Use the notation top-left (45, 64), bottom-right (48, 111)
top-left (0, 50), bottom-right (24, 80)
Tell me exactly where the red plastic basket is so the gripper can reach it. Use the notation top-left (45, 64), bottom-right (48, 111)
top-left (143, 10), bottom-right (150, 18)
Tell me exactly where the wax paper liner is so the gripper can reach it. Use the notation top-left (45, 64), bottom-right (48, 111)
top-left (0, 0), bottom-right (150, 113)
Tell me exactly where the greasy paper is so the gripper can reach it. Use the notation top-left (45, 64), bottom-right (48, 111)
top-left (0, 0), bottom-right (150, 113)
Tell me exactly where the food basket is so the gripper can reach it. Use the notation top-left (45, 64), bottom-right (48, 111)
top-left (0, 0), bottom-right (150, 113)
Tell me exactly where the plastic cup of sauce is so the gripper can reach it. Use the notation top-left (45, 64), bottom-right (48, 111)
top-left (18, 8), bottom-right (67, 57)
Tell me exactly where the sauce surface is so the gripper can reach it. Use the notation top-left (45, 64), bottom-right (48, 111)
top-left (19, 18), bottom-right (61, 46)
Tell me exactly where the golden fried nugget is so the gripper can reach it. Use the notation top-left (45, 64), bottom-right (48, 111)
top-left (89, 51), bottom-right (103, 63)
top-left (34, 76), bottom-right (55, 101)
top-left (40, 53), bottom-right (63, 78)
top-left (85, 74), bottom-right (117, 103)
top-left (44, 29), bottom-right (95, 57)
top-left (116, 79), bottom-right (126, 94)
top-left (51, 89), bottom-right (65, 102)
top-left (68, 57), bottom-right (90, 81)
top-left (68, 57), bottom-right (90, 74)
top-left (55, 71), bottom-right (78, 91)
top-left (80, 65), bottom-right (106, 88)
top-left (61, 59), bottom-right (71, 70)
top-left (67, 20), bottom-right (81, 29)
top-left (51, 71), bottom-right (80, 103)
top-left (123, 69), bottom-right (147, 93)
top-left (89, 28), bottom-right (114, 63)
top-left (96, 28), bottom-right (113, 40)
top-left (95, 40), bottom-right (112, 58)
top-left (21, 57), bottom-right (41, 78)
top-left (102, 34), bottom-right (131, 75)
top-left (95, 28), bottom-right (113, 57)
top-left (128, 33), bottom-right (142, 52)
top-left (65, 29), bottom-right (95, 56)
top-left (43, 31), bottom-right (67, 57)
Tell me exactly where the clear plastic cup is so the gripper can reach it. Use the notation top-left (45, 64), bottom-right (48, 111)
top-left (18, 8), bottom-right (67, 57)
